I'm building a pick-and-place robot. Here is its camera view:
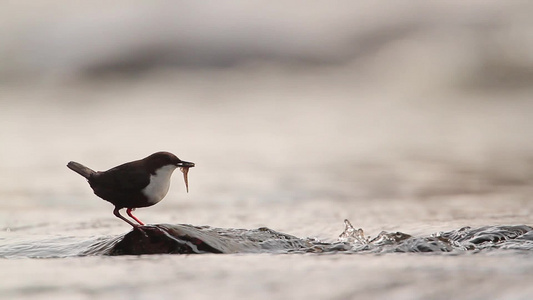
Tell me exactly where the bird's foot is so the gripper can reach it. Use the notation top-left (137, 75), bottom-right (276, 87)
top-left (126, 208), bottom-right (145, 226)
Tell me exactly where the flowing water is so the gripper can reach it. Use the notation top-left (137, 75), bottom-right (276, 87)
top-left (2, 221), bottom-right (533, 258)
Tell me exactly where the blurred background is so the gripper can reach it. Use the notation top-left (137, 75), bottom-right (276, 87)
top-left (1, 1), bottom-right (532, 232)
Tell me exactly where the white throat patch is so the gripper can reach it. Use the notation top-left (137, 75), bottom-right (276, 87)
top-left (142, 165), bottom-right (177, 205)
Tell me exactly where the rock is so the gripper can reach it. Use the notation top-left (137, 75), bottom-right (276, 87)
top-left (107, 224), bottom-right (313, 255)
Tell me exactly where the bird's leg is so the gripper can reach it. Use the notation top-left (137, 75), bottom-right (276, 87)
top-left (113, 207), bottom-right (139, 227)
top-left (126, 208), bottom-right (145, 226)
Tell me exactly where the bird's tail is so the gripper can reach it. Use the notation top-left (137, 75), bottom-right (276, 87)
top-left (67, 161), bottom-right (95, 179)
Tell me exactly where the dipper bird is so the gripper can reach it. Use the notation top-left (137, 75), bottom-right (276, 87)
top-left (67, 152), bottom-right (195, 227)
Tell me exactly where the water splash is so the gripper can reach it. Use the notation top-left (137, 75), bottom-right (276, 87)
top-left (337, 219), bottom-right (533, 253)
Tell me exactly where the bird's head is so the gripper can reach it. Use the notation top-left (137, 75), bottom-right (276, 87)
top-left (145, 152), bottom-right (195, 192)
top-left (146, 152), bottom-right (195, 170)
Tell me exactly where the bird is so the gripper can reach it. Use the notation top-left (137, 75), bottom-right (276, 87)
top-left (67, 152), bottom-right (195, 227)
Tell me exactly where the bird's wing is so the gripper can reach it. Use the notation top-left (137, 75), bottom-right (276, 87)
top-left (91, 164), bottom-right (150, 192)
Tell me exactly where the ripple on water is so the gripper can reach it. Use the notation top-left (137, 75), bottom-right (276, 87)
top-left (1, 220), bottom-right (532, 258)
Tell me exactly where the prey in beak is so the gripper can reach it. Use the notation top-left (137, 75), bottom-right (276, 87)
top-left (177, 161), bottom-right (195, 193)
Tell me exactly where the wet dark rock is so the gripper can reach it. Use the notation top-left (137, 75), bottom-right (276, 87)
top-left (107, 224), bottom-right (314, 255)
top-left (109, 225), bottom-right (223, 255)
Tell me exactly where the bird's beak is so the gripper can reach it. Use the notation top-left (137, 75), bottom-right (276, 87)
top-left (177, 160), bottom-right (194, 193)
top-left (176, 161), bottom-right (195, 168)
